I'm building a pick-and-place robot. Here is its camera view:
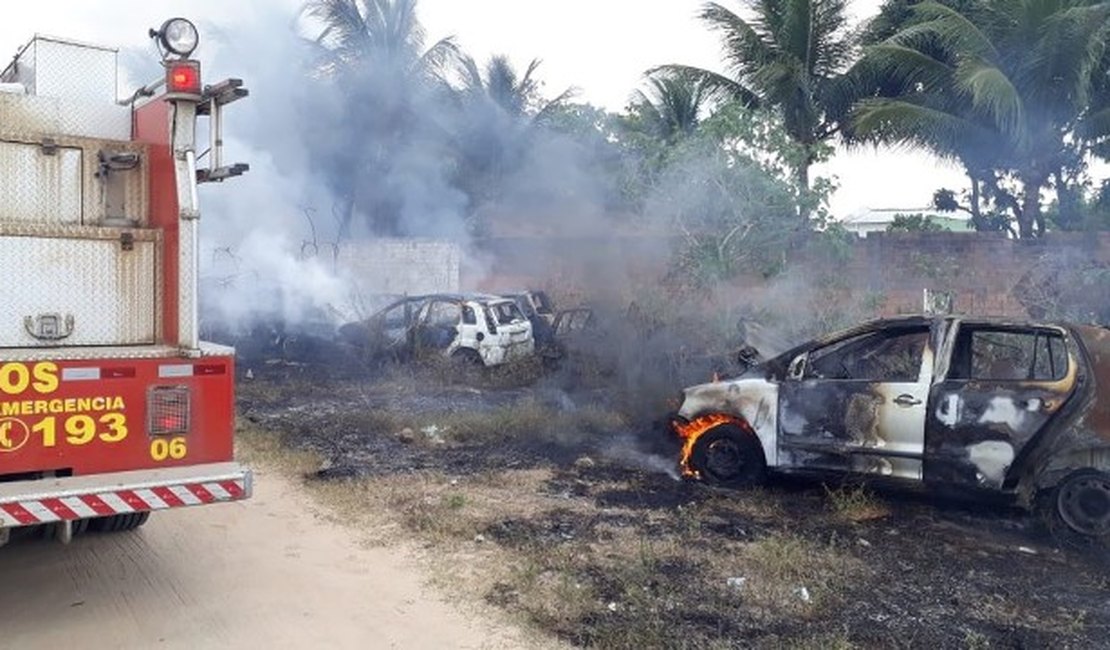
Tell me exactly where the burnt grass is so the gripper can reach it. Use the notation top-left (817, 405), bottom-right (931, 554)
top-left (239, 363), bottom-right (1110, 650)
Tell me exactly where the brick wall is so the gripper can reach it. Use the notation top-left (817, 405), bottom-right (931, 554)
top-left (472, 232), bottom-right (1110, 319)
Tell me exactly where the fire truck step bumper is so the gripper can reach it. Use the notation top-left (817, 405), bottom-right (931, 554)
top-left (0, 462), bottom-right (251, 528)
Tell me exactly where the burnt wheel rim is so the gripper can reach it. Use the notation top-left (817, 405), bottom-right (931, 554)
top-left (1057, 475), bottom-right (1110, 537)
top-left (704, 438), bottom-right (746, 482)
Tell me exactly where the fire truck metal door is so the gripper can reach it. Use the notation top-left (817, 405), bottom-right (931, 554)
top-left (0, 139), bottom-right (83, 225)
top-left (0, 228), bottom-right (159, 347)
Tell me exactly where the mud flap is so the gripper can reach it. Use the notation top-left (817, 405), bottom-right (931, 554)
top-left (54, 519), bottom-right (74, 544)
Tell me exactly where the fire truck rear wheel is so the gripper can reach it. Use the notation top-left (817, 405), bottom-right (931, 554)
top-left (90, 512), bottom-right (151, 533)
top-left (71, 518), bottom-right (91, 536)
top-left (689, 424), bottom-right (767, 488)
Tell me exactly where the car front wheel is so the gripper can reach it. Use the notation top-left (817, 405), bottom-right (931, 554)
top-left (688, 424), bottom-right (767, 488)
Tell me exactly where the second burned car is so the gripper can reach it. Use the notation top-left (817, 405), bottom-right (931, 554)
top-left (674, 315), bottom-right (1110, 543)
top-left (338, 293), bottom-right (534, 367)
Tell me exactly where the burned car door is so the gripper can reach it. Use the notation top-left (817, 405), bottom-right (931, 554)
top-left (925, 324), bottom-right (1079, 489)
top-left (778, 323), bottom-right (936, 480)
top-left (414, 299), bottom-right (462, 355)
top-left (341, 297), bottom-right (425, 361)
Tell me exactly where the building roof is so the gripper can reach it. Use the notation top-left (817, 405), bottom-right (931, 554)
top-left (842, 207), bottom-right (970, 226)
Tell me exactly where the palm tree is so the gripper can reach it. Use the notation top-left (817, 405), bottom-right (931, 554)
top-left (656, 0), bottom-right (858, 196)
top-left (626, 72), bottom-right (714, 143)
top-left (301, 0), bottom-right (458, 236)
top-left (448, 55), bottom-right (574, 211)
top-left (454, 54), bottom-right (574, 122)
top-left (305, 0), bottom-right (456, 81)
top-left (852, 0), bottom-right (1110, 238)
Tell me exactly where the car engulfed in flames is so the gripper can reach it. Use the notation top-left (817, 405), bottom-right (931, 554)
top-left (671, 315), bottom-right (1110, 544)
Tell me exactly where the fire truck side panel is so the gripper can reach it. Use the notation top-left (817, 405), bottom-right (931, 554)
top-left (134, 99), bottom-right (180, 346)
top-left (0, 355), bottom-right (235, 477)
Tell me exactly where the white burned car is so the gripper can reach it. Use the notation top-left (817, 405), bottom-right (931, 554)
top-left (675, 316), bottom-right (1110, 543)
top-left (339, 293), bottom-right (534, 367)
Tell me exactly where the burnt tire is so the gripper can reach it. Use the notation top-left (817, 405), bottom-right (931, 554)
top-left (1038, 469), bottom-right (1110, 547)
top-left (451, 348), bottom-right (484, 366)
top-left (689, 424), bottom-right (767, 488)
top-left (90, 511), bottom-right (150, 534)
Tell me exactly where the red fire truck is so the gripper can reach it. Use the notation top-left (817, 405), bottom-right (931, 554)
top-left (0, 19), bottom-right (251, 545)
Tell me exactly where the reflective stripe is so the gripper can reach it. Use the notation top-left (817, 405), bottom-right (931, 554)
top-left (158, 364), bottom-right (193, 378)
top-left (168, 484), bottom-right (202, 506)
top-left (132, 488), bottom-right (167, 510)
top-left (59, 496), bottom-right (99, 519)
top-left (0, 478), bottom-right (248, 527)
top-left (97, 492), bottom-right (135, 514)
top-left (61, 367), bottom-right (100, 381)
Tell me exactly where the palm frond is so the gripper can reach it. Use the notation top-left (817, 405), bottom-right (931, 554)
top-left (1026, 3), bottom-right (1110, 107)
top-left (954, 58), bottom-right (1024, 138)
top-left (648, 64), bottom-right (760, 108)
top-left (852, 98), bottom-right (987, 158)
top-left (890, 2), bottom-right (999, 63)
top-left (700, 2), bottom-right (778, 76)
top-left (1077, 106), bottom-right (1110, 140)
top-left (862, 43), bottom-right (954, 90)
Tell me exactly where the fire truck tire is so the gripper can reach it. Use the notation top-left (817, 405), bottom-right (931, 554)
top-left (689, 424), bottom-right (767, 488)
top-left (71, 518), bottom-right (91, 537)
top-left (90, 512), bottom-right (151, 533)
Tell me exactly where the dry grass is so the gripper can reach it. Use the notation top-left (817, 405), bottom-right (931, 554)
top-left (735, 533), bottom-right (866, 615)
top-left (823, 483), bottom-right (891, 523)
top-left (970, 594), bottom-right (1092, 637)
top-left (444, 402), bottom-right (627, 446)
top-left (237, 420), bottom-right (870, 648)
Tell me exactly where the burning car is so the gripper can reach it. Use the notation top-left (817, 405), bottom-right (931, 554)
top-left (674, 315), bottom-right (1110, 543)
top-left (338, 293), bottom-right (534, 367)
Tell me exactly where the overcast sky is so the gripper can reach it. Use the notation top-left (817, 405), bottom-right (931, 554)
top-left (1, 0), bottom-right (969, 217)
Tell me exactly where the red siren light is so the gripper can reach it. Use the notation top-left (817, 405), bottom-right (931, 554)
top-left (166, 61), bottom-right (201, 97)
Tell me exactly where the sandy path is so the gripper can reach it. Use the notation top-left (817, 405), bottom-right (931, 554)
top-left (0, 467), bottom-right (537, 650)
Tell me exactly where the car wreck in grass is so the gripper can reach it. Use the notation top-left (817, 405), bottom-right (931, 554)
top-left (338, 293), bottom-right (534, 367)
top-left (674, 315), bottom-right (1110, 543)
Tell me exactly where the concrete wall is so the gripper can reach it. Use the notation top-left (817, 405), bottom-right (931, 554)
top-left (336, 238), bottom-right (461, 299)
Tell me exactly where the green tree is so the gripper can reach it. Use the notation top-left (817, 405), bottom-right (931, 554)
top-left (625, 72), bottom-right (714, 144)
top-left (453, 55), bottom-right (573, 121)
top-left (302, 0), bottom-right (458, 236)
top-left (305, 0), bottom-right (456, 79)
top-left (639, 104), bottom-right (835, 284)
top-left (886, 213), bottom-right (944, 232)
top-left (655, 0), bottom-right (859, 206)
top-left (448, 55), bottom-right (575, 224)
top-left (852, 0), bottom-right (1110, 238)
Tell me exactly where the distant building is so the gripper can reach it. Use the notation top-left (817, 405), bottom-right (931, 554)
top-left (841, 207), bottom-right (974, 237)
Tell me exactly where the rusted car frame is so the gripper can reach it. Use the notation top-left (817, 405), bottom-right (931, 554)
top-left (675, 316), bottom-right (1110, 542)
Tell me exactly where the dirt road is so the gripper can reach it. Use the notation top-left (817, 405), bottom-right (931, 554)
top-left (0, 467), bottom-right (539, 650)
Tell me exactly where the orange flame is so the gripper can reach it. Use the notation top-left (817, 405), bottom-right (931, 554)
top-left (672, 413), bottom-right (744, 478)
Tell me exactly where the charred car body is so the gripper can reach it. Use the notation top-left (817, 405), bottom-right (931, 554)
top-left (339, 294), bottom-right (534, 367)
top-left (675, 316), bottom-right (1110, 542)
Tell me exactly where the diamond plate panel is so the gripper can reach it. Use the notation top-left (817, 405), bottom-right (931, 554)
top-left (0, 133), bottom-right (148, 226)
top-left (23, 37), bottom-right (117, 102)
top-left (57, 99), bottom-right (132, 140)
top-left (0, 91), bottom-right (131, 141)
top-left (0, 228), bottom-right (159, 348)
top-left (0, 140), bottom-right (82, 224)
